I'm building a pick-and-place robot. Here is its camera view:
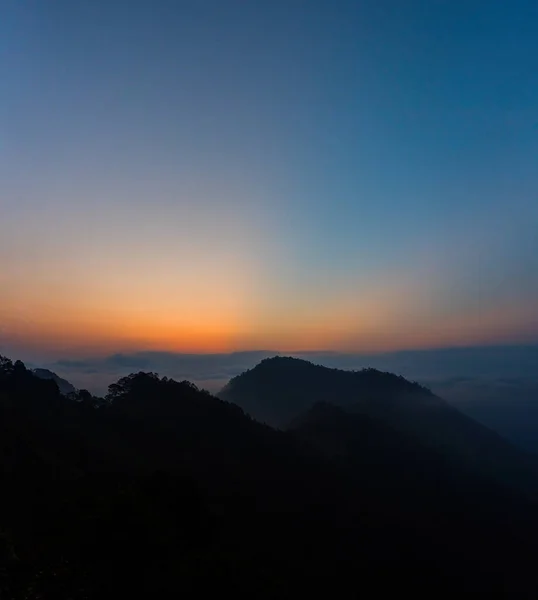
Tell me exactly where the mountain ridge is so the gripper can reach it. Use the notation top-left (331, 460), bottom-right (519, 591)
top-left (220, 356), bottom-right (538, 494)
top-left (32, 368), bottom-right (77, 395)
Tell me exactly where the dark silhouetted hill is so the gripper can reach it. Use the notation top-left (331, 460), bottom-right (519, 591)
top-left (219, 356), bottom-right (434, 426)
top-left (220, 356), bottom-right (538, 494)
top-left (290, 402), bottom-right (527, 522)
top-left (2, 354), bottom-right (538, 598)
top-left (33, 368), bottom-right (77, 395)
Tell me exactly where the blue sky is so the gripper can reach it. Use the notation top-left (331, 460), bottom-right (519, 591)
top-left (1, 0), bottom-right (537, 361)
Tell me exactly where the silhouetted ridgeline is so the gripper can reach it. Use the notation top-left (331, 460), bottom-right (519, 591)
top-left (220, 357), bottom-right (433, 424)
top-left (220, 356), bottom-right (538, 494)
top-left (1, 354), bottom-right (538, 598)
top-left (32, 368), bottom-right (77, 395)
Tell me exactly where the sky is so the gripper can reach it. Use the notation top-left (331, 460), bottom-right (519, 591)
top-left (2, 0), bottom-right (538, 364)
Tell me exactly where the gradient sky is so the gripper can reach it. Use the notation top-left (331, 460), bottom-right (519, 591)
top-left (2, 0), bottom-right (538, 362)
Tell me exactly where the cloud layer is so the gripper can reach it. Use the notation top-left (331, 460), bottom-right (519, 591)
top-left (30, 345), bottom-right (538, 399)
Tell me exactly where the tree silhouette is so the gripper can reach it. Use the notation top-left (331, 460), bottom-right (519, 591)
top-left (0, 355), bottom-right (14, 377)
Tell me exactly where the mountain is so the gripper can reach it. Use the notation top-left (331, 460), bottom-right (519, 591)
top-left (2, 353), bottom-right (538, 597)
top-left (220, 356), bottom-right (538, 493)
top-left (33, 368), bottom-right (77, 395)
top-left (219, 356), bottom-right (434, 427)
top-left (289, 401), bottom-right (533, 536)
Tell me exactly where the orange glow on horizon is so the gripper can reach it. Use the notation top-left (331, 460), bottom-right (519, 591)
top-left (2, 310), bottom-right (537, 359)
top-left (2, 254), bottom-right (537, 358)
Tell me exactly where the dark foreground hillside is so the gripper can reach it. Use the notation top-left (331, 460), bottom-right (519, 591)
top-left (1, 355), bottom-right (538, 598)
